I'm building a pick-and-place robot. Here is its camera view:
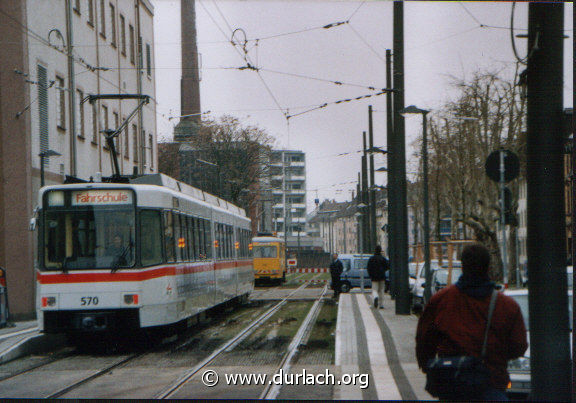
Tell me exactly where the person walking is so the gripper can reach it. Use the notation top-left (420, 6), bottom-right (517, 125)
top-left (329, 253), bottom-right (344, 299)
top-left (416, 243), bottom-right (528, 401)
top-left (367, 245), bottom-right (389, 308)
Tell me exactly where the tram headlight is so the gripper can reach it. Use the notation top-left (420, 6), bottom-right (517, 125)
top-left (41, 296), bottom-right (57, 307)
top-left (123, 294), bottom-right (139, 305)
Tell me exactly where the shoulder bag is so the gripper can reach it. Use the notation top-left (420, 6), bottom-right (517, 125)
top-left (425, 289), bottom-right (499, 399)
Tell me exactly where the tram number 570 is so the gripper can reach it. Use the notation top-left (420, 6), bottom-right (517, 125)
top-left (80, 296), bottom-right (99, 306)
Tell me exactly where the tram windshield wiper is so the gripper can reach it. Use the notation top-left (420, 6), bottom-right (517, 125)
top-left (111, 241), bottom-right (132, 273)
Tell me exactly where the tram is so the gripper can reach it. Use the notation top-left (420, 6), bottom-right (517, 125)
top-left (35, 174), bottom-right (253, 335)
top-left (251, 234), bottom-right (286, 284)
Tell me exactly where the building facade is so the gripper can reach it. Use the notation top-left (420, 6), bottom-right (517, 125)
top-left (270, 150), bottom-right (307, 239)
top-left (0, 0), bottom-right (157, 318)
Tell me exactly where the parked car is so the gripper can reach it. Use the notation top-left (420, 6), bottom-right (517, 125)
top-left (505, 288), bottom-right (573, 399)
top-left (411, 260), bottom-right (440, 308)
top-left (338, 254), bottom-right (372, 293)
top-left (431, 267), bottom-right (463, 293)
top-left (409, 262), bottom-right (418, 291)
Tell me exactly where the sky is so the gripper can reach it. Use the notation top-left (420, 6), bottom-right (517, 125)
top-left (151, 1), bottom-right (573, 211)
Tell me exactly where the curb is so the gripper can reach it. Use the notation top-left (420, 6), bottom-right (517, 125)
top-left (0, 333), bottom-right (68, 364)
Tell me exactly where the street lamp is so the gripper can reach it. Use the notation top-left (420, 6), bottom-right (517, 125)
top-left (196, 159), bottom-right (221, 196)
top-left (400, 105), bottom-right (431, 304)
top-left (39, 150), bottom-right (62, 187)
top-left (366, 146), bottom-right (388, 155)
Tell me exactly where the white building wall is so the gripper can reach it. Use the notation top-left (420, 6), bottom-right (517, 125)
top-left (26, 0), bottom-right (157, 183)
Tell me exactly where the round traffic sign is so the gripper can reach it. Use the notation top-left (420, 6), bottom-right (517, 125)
top-left (485, 149), bottom-right (520, 183)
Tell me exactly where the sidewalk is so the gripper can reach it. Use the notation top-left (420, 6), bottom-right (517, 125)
top-left (0, 320), bottom-right (66, 364)
top-left (334, 290), bottom-right (431, 400)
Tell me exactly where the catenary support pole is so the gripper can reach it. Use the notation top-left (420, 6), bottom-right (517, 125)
top-left (526, 3), bottom-right (570, 400)
top-left (362, 132), bottom-right (370, 253)
top-left (386, 48), bottom-right (396, 298)
top-left (369, 105), bottom-right (377, 253)
top-left (393, 1), bottom-right (409, 314)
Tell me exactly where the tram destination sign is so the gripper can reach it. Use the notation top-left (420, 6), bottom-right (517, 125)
top-left (71, 190), bottom-right (133, 206)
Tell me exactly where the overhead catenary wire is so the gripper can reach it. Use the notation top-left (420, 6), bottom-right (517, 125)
top-left (286, 89), bottom-right (389, 120)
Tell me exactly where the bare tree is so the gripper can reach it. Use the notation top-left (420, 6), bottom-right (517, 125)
top-left (410, 69), bottom-right (526, 281)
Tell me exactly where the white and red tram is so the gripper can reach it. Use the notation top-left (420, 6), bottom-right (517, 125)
top-left (36, 174), bottom-right (253, 334)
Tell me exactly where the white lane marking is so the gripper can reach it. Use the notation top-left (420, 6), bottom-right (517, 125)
top-left (356, 294), bottom-right (402, 401)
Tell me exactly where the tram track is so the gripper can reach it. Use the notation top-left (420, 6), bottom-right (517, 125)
top-left (157, 281), bottom-right (314, 399)
top-left (260, 284), bottom-right (328, 399)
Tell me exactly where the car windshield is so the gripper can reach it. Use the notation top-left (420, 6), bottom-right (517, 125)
top-left (341, 259), bottom-right (351, 271)
top-left (43, 209), bottom-right (135, 270)
top-left (252, 245), bottom-right (277, 258)
top-left (435, 268), bottom-right (463, 285)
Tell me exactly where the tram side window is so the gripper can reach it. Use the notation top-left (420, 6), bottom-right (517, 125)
top-left (192, 217), bottom-right (199, 260)
top-left (204, 219), bottom-right (212, 258)
top-left (197, 218), bottom-right (205, 259)
top-left (187, 216), bottom-right (195, 261)
top-left (216, 223), bottom-right (223, 259)
top-left (140, 210), bottom-right (162, 266)
top-left (163, 210), bottom-right (175, 262)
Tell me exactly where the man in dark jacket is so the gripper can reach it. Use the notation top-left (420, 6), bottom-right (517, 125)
top-left (329, 253), bottom-right (344, 299)
top-left (416, 243), bottom-right (528, 401)
top-left (367, 245), bottom-right (389, 308)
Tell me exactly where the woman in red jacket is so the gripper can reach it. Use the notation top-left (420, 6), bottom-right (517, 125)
top-left (416, 243), bottom-right (528, 401)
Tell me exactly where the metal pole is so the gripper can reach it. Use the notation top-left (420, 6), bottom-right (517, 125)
top-left (422, 112), bottom-right (432, 304)
top-left (40, 155), bottom-right (45, 187)
top-left (65, 0), bottom-right (77, 176)
top-left (362, 132), bottom-right (369, 253)
top-left (393, 1), bottom-right (409, 314)
top-left (386, 48), bottom-right (396, 299)
top-left (526, 3), bottom-right (570, 400)
top-left (369, 105), bottom-right (377, 253)
top-left (499, 149), bottom-right (508, 285)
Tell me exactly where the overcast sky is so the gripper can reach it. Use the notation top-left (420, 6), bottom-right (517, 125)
top-left (152, 1), bottom-right (573, 211)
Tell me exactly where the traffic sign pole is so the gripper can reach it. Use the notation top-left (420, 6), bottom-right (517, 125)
top-left (499, 149), bottom-right (508, 286)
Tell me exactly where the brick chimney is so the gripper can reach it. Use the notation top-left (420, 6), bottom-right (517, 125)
top-left (174, 0), bottom-right (202, 141)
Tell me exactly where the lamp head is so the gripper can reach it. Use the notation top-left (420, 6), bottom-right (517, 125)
top-left (399, 105), bottom-right (429, 116)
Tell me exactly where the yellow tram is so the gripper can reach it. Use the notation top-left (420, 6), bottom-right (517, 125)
top-left (251, 235), bottom-right (286, 284)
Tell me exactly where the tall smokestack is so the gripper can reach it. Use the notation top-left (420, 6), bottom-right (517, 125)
top-left (174, 0), bottom-right (202, 141)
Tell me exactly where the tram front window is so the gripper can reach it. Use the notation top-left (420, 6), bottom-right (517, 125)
top-left (43, 209), bottom-right (135, 270)
top-left (253, 245), bottom-right (277, 258)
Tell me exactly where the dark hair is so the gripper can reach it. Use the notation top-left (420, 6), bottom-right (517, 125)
top-left (374, 245), bottom-right (382, 255)
top-left (461, 243), bottom-right (491, 276)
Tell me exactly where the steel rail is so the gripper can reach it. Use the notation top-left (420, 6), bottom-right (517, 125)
top-left (0, 348), bottom-right (74, 383)
top-left (260, 284), bottom-right (328, 399)
top-left (157, 282), bottom-right (311, 399)
top-left (45, 352), bottom-right (145, 398)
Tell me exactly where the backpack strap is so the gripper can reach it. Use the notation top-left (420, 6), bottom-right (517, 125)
top-left (481, 289), bottom-right (499, 359)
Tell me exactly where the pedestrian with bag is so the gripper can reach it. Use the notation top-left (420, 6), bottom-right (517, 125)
top-left (367, 245), bottom-right (389, 308)
top-left (329, 253), bottom-right (344, 299)
top-left (416, 243), bottom-right (527, 401)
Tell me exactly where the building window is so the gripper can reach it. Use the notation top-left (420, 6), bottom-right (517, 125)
top-left (37, 65), bottom-right (49, 164)
top-left (120, 14), bottom-right (126, 56)
top-left (73, 0), bottom-right (80, 14)
top-left (91, 103), bottom-right (98, 144)
top-left (109, 3), bottom-right (116, 47)
top-left (149, 134), bottom-right (154, 169)
top-left (113, 111), bottom-right (119, 151)
top-left (56, 75), bottom-right (66, 131)
top-left (88, 0), bottom-right (94, 26)
top-left (142, 129), bottom-right (146, 166)
top-left (129, 24), bottom-right (135, 64)
top-left (99, 0), bottom-right (106, 38)
top-left (123, 117), bottom-right (129, 159)
top-left (146, 43), bottom-right (151, 76)
top-left (101, 104), bottom-right (109, 149)
top-left (76, 89), bottom-right (85, 139)
top-left (132, 124), bottom-right (138, 162)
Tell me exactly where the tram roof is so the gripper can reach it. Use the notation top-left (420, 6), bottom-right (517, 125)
top-left (39, 173), bottom-right (247, 218)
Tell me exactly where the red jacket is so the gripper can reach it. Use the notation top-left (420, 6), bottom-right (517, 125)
top-left (416, 285), bottom-right (528, 390)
